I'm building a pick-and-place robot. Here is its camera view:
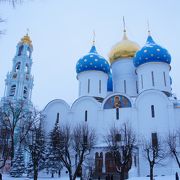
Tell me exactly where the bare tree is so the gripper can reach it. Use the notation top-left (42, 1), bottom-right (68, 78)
top-left (59, 123), bottom-right (96, 180)
top-left (0, 100), bottom-right (40, 162)
top-left (105, 123), bottom-right (136, 180)
top-left (142, 134), bottom-right (166, 180)
top-left (25, 119), bottom-right (46, 180)
top-left (0, 124), bottom-right (11, 169)
top-left (166, 131), bottom-right (180, 168)
top-left (0, 0), bottom-right (23, 7)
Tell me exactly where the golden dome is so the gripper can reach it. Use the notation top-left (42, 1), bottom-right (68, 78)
top-left (21, 34), bottom-right (32, 46)
top-left (109, 32), bottom-right (140, 64)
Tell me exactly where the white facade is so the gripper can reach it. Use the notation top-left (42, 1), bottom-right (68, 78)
top-left (77, 70), bottom-right (108, 98)
top-left (43, 35), bottom-right (180, 177)
top-left (111, 58), bottom-right (137, 96)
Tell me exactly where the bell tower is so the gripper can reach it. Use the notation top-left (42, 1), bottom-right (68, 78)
top-left (3, 34), bottom-right (34, 103)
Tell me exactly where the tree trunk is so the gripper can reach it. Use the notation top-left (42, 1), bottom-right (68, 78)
top-left (173, 152), bottom-right (180, 168)
top-left (33, 163), bottom-right (38, 180)
top-left (11, 136), bottom-right (14, 165)
top-left (34, 169), bottom-right (38, 180)
top-left (150, 166), bottom-right (153, 180)
top-left (120, 168), bottom-right (125, 180)
top-left (51, 173), bottom-right (54, 178)
top-left (68, 169), bottom-right (73, 180)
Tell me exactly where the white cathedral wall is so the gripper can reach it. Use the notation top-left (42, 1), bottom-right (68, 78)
top-left (70, 97), bottom-right (102, 141)
top-left (137, 62), bottom-right (171, 93)
top-left (43, 90), bottom-right (180, 176)
top-left (135, 90), bottom-right (173, 136)
top-left (111, 58), bottom-right (137, 96)
top-left (135, 90), bottom-right (178, 176)
top-left (77, 71), bottom-right (108, 98)
top-left (43, 99), bottom-right (70, 132)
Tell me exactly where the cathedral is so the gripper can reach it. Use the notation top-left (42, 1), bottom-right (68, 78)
top-left (2, 28), bottom-right (180, 178)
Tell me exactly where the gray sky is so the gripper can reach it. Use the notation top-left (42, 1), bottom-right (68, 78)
top-left (0, 0), bottom-right (180, 109)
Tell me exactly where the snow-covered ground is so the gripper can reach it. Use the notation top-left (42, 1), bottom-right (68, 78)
top-left (1, 174), bottom-right (176, 180)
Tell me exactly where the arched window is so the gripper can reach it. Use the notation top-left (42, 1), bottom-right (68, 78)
top-left (9, 85), bottom-right (16, 96)
top-left (116, 108), bottom-right (119, 120)
top-left (151, 71), bottom-right (154, 86)
top-left (27, 47), bottom-right (31, 58)
top-left (23, 87), bottom-right (28, 99)
top-left (136, 81), bottom-right (138, 94)
top-left (85, 110), bottom-right (88, 122)
top-left (163, 72), bottom-right (166, 86)
top-left (25, 64), bottom-right (29, 74)
top-left (56, 113), bottom-right (60, 121)
top-left (151, 132), bottom-right (158, 148)
top-left (18, 45), bottom-right (23, 56)
top-left (124, 80), bottom-right (126, 94)
top-left (88, 79), bottom-right (90, 93)
top-left (15, 62), bottom-right (21, 72)
top-left (151, 105), bottom-right (155, 118)
top-left (99, 80), bottom-right (101, 94)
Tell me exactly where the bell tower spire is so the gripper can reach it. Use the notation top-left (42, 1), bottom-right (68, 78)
top-left (3, 34), bottom-right (34, 103)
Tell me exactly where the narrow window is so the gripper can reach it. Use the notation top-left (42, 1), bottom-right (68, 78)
top-left (124, 80), bottom-right (126, 94)
top-left (25, 64), bottom-right (29, 74)
top-left (151, 105), bottom-right (155, 118)
top-left (151, 71), bottom-right (154, 86)
top-left (99, 80), bottom-right (101, 94)
top-left (23, 87), bottom-right (28, 99)
top-left (83, 135), bottom-right (88, 145)
top-left (115, 133), bottom-right (121, 142)
top-left (56, 113), bottom-right (60, 121)
top-left (85, 110), bottom-right (88, 122)
top-left (116, 108), bottom-right (119, 120)
top-left (18, 45), bottom-right (23, 56)
top-left (134, 155), bottom-right (137, 167)
top-left (141, 75), bottom-right (143, 89)
top-left (163, 72), bottom-right (166, 86)
top-left (136, 81), bottom-right (138, 94)
top-left (151, 132), bottom-right (158, 148)
top-left (15, 62), bottom-right (21, 72)
top-left (88, 79), bottom-right (90, 93)
top-left (9, 85), bottom-right (16, 96)
top-left (27, 47), bottom-right (31, 58)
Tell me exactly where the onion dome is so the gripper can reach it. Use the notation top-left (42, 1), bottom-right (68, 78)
top-left (76, 45), bottom-right (110, 74)
top-left (109, 31), bottom-right (140, 64)
top-left (20, 34), bottom-right (33, 47)
top-left (133, 34), bottom-right (171, 67)
top-left (107, 74), bottom-right (113, 92)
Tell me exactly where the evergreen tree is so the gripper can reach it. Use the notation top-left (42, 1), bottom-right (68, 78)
top-left (26, 121), bottom-right (46, 180)
top-left (45, 115), bottom-right (62, 178)
top-left (26, 156), bottom-right (33, 178)
top-left (10, 145), bottom-right (25, 177)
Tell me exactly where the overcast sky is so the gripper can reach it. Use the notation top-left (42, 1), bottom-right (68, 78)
top-left (0, 0), bottom-right (180, 109)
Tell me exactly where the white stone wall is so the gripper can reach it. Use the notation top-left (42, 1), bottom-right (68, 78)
top-left (77, 70), bottom-right (108, 98)
top-left (136, 62), bottom-right (171, 93)
top-left (111, 58), bottom-right (137, 96)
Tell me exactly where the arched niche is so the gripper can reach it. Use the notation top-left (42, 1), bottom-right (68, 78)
top-left (18, 45), bottom-right (23, 56)
top-left (27, 47), bottom-right (32, 58)
top-left (9, 85), bottom-right (16, 96)
top-left (103, 95), bottom-right (132, 109)
top-left (23, 86), bottom-right (28, 99)
top-left (15, 62), bottom-right (21, 72)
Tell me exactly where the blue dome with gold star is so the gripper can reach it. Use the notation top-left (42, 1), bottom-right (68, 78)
top-left (76, 45), bottom-right (110, 74)
top-left (133, 34), bottom-right (171, 67)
